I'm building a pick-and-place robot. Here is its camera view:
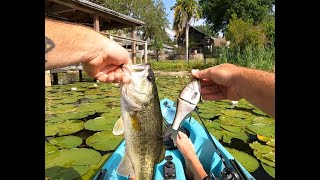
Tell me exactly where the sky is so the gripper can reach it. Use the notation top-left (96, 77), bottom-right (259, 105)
top-left (162, 0), bottom-right (205, 29)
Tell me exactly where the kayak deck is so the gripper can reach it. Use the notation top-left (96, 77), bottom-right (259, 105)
top-left (94, 98), bottom-right (255, 180)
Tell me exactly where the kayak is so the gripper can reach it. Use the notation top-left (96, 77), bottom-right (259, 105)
top-left (94, 98), bottom-right (255, 180)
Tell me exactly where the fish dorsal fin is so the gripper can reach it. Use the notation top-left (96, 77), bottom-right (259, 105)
top-left (116, 151), bottom-right (135, 177)
top-left (113, 116), bottom-right (124, 136)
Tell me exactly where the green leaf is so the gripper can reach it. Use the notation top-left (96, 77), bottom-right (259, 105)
top-left (45, 148), bottom-right (101, 167)
top-left (58, 120), bottom-right (85, 136)
top-left (261, 162), bottom-right (275, 178)
top-left (224, 147), bottom-right (260, 172)
top-left (48, 136), bottom-right (83, 149)
top-left (45, 123), bottom-right (60, 137)
top-left (246, 123), bottom-right (275, 138)
top-left (84, 117), bottom-right (118, 131)
top-left (249, 141), bottom-right (274, 154)
top-left (266, 139), bottom-right (275, 147)
top-left (86, 131), bottom-right (123, 151)
top-left (45, 165), bottom-right (90, 180)
top-left (45, 142), bottom-right (59, 154)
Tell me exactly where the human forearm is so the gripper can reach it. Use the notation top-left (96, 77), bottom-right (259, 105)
top-left (234, 67), bottom-right (275, 117)
top-left (45, 18), bottom-right (107, 70)
top-left (187, 157), bottom-right (208, 180)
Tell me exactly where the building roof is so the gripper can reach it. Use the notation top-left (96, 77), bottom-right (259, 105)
top-left (46, 0), bottom-right (145, 30)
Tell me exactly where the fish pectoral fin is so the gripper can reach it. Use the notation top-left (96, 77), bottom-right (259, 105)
top-left (116, 152), bottom-right (135, 177)
top-left (113, 116), bottom-right (124, 136)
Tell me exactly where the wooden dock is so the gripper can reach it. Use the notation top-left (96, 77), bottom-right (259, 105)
top-left (45, 64), bottom-right (84, 86)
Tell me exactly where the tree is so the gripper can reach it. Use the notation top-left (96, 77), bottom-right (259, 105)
top-left (194, 24), bottom-right (215, 37)
top-left (199, 0), bottom-right (274, 32)
top-left (88, 0), bottom-right (171, 48)
top-left (225, 15), bottom-right (267, 50)
top-left (172, 0), bottom-right (201, 62)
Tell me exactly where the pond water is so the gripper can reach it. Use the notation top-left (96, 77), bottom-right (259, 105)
top-left (45, 74), bottom-right (275, 180)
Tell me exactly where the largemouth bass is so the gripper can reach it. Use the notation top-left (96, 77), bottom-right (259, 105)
top-left (113, 63), bottom-right (165, 180)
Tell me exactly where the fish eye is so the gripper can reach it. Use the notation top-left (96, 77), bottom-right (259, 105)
top-left (147, 75), bottom-right (152, 81)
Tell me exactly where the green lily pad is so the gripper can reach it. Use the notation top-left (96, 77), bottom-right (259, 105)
top-left (222, 130), bottom-right (249, 143)
top-left (252, 108), bottom-right (268, 116)
top-left (45, 123), bottom-right (60, 137)
top-left (261, 163), bottom-right (275, 178)
top-left (45, 142), bottom-right (59, 154)
top-left (45, 148), bottom-right (101, 167)
top-left (220, 124), bottom-right (242, 133)
top-left (221, 110), bottom-right (253, 119)
top-left (220, 116), bottom-right (251, 127)
top-left (252, 117), bottom-right (274, 125)
top-left (84, 117), bottom-right (118, 131)
top-left (224, 147), bottom-right (260, 172)
top-left (249, 141), bottom-right (274, 154)
top-left (86, 131), bottom-right (123, 151)
top-left (266, 139), bottom-right (275, 147)
top-left (46, 111), bottom-right (94, 123)
top-left (58, 120), bottom-right (84, 136)
top-left (246, 123), bottom-right (275, 138)
top-left (48, 136), bottom-right (83, 149)
top-left (204, 120), bottom-right (222, 131)
top-left (45, 165), bottom-right (90, 180)
top-left (262, 152), bottom-right (275, 162)
top-left (77, 103), bottom-right (107, 112)
top-left (253, 150), bottom-right (275, 167)
top-left (210, 130), bottom-right (224, 140)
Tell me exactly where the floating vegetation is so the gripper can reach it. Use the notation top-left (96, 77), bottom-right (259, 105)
top-left (224, 147), bottom-right (260, 172)
top-left (48, 136), bottom-right (83, 149)
top-left (84, 117), bottom-right (118, 131)
top-left (45, 77), bottom-right (275, 179)
top-left (86, 131), bottom-right (123, 151)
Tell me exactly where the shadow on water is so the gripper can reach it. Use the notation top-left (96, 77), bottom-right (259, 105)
top-left (45, 166), bottom-right (82, 180)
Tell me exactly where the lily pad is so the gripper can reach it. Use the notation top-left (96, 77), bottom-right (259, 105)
top-left (45, 148), bottom-right (101, 167)
top-left (220, 116), bottom-right (251, 127)
top-left (84, 117), bottom-right (118, 131)
top-left (45, 165), bottom-right (90, 180)
top-left (262, 152), bottom-right (275, 162)
top-left (220, 124), bottom-right (242, 133)
top-left (57, 120), bottom-right (85, 136)
top-left (252, 108), bottom-right (268, 116)
top-left (261, 163), bottom-right (275, 178)
top-left (204, 120), bottom-right (222, 131)
top-left (253, 150), bottom-right (275, 167)
top-left (221, 110), bottom-right (253, 119)
top-left (210, 130), bottom-right (224, 140)
top-left (252, 117), bottom-right (274, 125)
top-left (249, 141), bottom-right (274, 154)
top-left (48, 136), bottom-right (83, 149)
top-left (46, 111), bottom-right (94, 123)
top-left (45, 123), bottom-right (60, 137)
top-left (224, 147), bottom-right (260, 172)
top-left (266, 139), bottom-right (275, 147)
top-left (45, 142), bottom-right (58, 154)
top-left (222, 130), bottom-right (249, 143)
top-left (77, 103), bottom-right (107, 112)
top-left (86, 131), bottom-right (123, 151)
top-left (246, 123), bottom-right (275, 138)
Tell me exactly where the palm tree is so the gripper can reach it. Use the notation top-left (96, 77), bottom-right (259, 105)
top-left (171, 0), bottom-right (201, 62)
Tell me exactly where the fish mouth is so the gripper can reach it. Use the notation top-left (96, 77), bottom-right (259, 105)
top-left (121, 64), bottom-right (152, 111)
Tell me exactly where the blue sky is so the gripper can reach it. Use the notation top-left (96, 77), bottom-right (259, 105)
top-left (163, 0), bottom-right (205, 29)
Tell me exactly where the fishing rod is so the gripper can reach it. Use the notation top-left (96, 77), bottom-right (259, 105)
top-left (194, 107), bottom-right (250, 180)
